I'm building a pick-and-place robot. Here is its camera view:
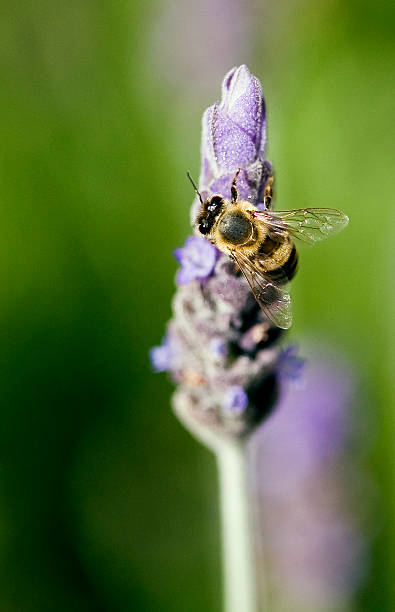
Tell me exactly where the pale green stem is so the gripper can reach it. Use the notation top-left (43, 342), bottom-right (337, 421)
top-left (216, 439), bottom-right (259, 612)
top-left (173, 398), bottom-right (262, 611)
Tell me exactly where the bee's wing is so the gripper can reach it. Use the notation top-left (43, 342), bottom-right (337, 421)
top-left (231, 249), bottom-right (292, 330)
top-left (254, 208), bottom-right (349, 245)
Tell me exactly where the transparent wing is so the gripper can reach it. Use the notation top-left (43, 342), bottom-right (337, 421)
top-left (254, 208), bottom-right (349, 245)
top-left (230, 249), bottom-right (293, 330)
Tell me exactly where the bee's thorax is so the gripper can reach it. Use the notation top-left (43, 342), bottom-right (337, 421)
top-left (217, 212), bottom-right (255, 246)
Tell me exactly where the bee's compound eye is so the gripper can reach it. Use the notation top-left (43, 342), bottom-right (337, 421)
top-left (207, 196), bottom-right (224, 213)
top-left (198, 219), bottom-right (210, 235)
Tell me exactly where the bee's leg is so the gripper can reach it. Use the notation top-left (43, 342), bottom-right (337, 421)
top-left (263, 175), bottom-right (274, 209)
top-left (231, 168), bottom-right (241, 203)
top-left (229, 250), bottom-right (240, 274)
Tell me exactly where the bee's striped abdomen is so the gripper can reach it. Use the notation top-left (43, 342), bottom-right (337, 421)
top-left (258, 237), bottom-right (298, 284)
top-left (279, 244), bottom-right (298, 281)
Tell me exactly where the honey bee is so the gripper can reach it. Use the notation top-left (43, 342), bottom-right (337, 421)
top-left (189, 169), bottom-right (349, 329)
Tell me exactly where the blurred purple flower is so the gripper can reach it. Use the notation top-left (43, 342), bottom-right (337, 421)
top-left (149, 335), bottom-right (174, 372)
top-left (210, 338), bottom-right (228, 359)
top-left (174, 236), bottom-right (217, 285)
top-left (147, 0), bottom-right (253, 100)
top-left (224, 386), bottom-right (249, 415)
top-left (277, 345), bottom-right (305, 381)
top-left (254, 348), bottom-right (372, 611)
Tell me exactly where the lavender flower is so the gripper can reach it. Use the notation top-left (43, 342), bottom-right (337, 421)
top-left (174, 236), bottom-right (217, 285)
top-left (224, 386), bottom-right (249, 416)
top-left (192, 64), bottom-right (273, 222)
top-left (277, 345), bottom-right (305, 381)
top-left (254, 348), bottom-right (372, 611)
top-left (150, 66), bottom-right (360, 612)
top-left (151, 65), bottom-right (300, 440)
top-left (149, 335), bottom-right (174, 373)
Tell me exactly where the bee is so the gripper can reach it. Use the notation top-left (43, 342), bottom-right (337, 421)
top-left (189, 168), bottom-right (349, 329)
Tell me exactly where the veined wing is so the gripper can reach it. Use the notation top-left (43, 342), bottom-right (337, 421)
top-left (254, 208), bottom-right (349, 245)
top-left (230, 249), bottom-right (292, 330)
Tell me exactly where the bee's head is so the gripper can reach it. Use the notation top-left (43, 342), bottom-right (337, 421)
top-left (186, 172), bottom-right (226, 236)
top-left (196, 196), bottom-right (226, 235)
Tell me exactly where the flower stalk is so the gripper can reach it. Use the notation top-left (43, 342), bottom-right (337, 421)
top-left (217, 439), bottom-right (258, 612)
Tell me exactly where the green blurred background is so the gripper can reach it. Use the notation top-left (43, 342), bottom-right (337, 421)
top-left (0, 0), bottom-right (393, 610)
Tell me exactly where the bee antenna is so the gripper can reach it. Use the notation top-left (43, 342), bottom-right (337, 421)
top-left (187, 172), bottom-right (203, 204)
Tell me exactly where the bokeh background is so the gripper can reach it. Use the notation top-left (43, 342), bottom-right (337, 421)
top-left (1, 0), bottom-right (394, 610)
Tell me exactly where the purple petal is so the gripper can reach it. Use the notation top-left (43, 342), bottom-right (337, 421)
top-left (277, 345), bottom-right (305, 380)
top-left (211, 101), bottom-right (258, 171)
top-left (209, 169), bottom-right (251, 201)
top-left (176, 266), bottom-right (199, 286)
top-left (174, 236), bottom-right (217, 285)
top-left (199, 106), bottom-right (217, 188)
top-left (220, 64), bottom-right (266, 153)
top-left (210, 338), bottom-right (228, 358)
top-left (200, 65), bottom-right (267, 184)
top-left (224, 386), bottom-right (249, 415)
top-left (150, 336), bottom-right (173, 372)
